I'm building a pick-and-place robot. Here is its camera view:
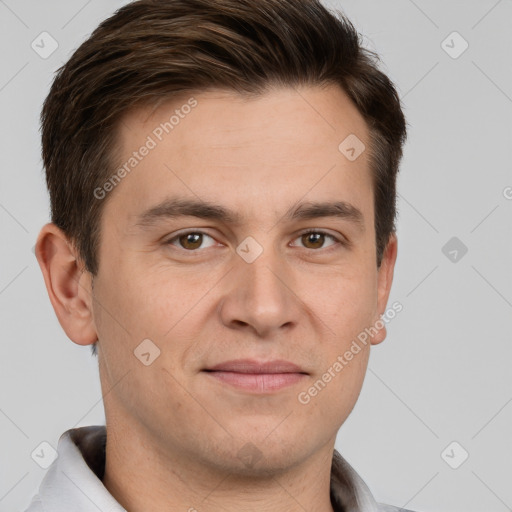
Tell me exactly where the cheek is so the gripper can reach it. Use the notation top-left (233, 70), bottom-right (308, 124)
top-left (296, 344), bottom-right (370, 435)
top-left (307, 263), bottom-right (378, 339)
top-left (92, 266), bottom-right (207, 428)
top-left (299, 264), bottom-right (376, 414)
top-left (93, 257), bottom-right (177, 330)
top-left (93, 261), bottom-right (217, 365)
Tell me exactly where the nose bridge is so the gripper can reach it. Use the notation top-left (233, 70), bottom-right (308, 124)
top-left (219, 239), bottom-right (297, 335)
top-left (238, 241), bottom-right (289, 310)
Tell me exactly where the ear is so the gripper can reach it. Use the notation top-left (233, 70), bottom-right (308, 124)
top-left (35, 223), bottom-right (97, 346)
top-left (370, 232), bottom-right (398, 346)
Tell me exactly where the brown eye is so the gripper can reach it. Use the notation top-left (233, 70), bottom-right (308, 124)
top-left (179, 233), bottom-right (202, 250)
top-left (167, 231), bottom-right (216, 251)
top-left (301, 232), bottom-right (325, 249)
top-left (293, 230), bottom-right (339, 250)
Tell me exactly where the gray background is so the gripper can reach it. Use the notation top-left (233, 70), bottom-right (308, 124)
top-left (1, 1), bottom-right (511, 511)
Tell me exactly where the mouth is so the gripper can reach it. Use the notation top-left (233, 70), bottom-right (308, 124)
top-left (202, 359), bottom-right (308, 393)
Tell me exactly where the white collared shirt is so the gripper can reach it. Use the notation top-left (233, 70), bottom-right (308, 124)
top-left (24, 425), bottom-right (415, 512)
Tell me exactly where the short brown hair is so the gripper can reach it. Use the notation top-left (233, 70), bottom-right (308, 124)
top-left (41, 0), bottom-right (407, 353)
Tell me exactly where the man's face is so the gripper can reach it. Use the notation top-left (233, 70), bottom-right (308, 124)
top-left (90, 85), bottom-right (395, 474)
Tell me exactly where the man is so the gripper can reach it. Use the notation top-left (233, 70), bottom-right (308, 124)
top-left (29, 0), bottom-right (411, 511)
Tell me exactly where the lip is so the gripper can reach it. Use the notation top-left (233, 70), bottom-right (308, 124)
top-left (204, 371), bottom-right (306, 392)
top-left (204, 359), bottom-right (307, 374)
top-left (202, 359), bottom-right (308, 393)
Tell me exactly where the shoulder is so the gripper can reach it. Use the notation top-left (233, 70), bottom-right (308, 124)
top-left (378, 504), bottom-right (418, 512)
top-left (24, 494), bottom-right (43, 511)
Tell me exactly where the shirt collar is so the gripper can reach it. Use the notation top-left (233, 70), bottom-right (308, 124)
top-left (28, 425), bottom-right (382, 512)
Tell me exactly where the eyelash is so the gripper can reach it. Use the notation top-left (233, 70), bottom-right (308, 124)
top-left (164, 229), bottom-right (346, 253)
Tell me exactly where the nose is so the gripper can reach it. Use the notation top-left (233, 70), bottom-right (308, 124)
top-left (217, 245), bottom-right (300, 338)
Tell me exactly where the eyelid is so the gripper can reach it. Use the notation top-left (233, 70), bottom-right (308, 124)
top-left (164, 228), bottom-right (348, 252)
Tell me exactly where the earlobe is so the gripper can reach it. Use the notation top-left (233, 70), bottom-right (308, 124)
top-left (370, 232), bottom-right (398, 346)
top-left (35, 223), bottom-right (98, 346)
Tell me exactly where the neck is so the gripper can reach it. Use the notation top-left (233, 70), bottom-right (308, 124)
top-left (102, 420), bottom-right (337, 512)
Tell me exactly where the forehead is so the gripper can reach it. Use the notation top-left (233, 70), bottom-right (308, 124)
top-left (108, 85), bottom-right (373, 227)
top-left (120, 84), bottom-right (369, 155)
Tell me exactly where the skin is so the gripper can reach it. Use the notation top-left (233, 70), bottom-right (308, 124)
top-left (36, 84), bottom-right (397, 512)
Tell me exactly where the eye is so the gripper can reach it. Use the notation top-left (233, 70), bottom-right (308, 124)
top-left (291, 230), bottom-right (343, 250)
top-left (166, 231), bottom-right (217, 251)
top-left (164, 229), bottom-right (345, 253)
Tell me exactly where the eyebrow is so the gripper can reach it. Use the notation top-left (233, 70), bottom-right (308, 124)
top-left (135, 197), bottom-right (365, 232)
